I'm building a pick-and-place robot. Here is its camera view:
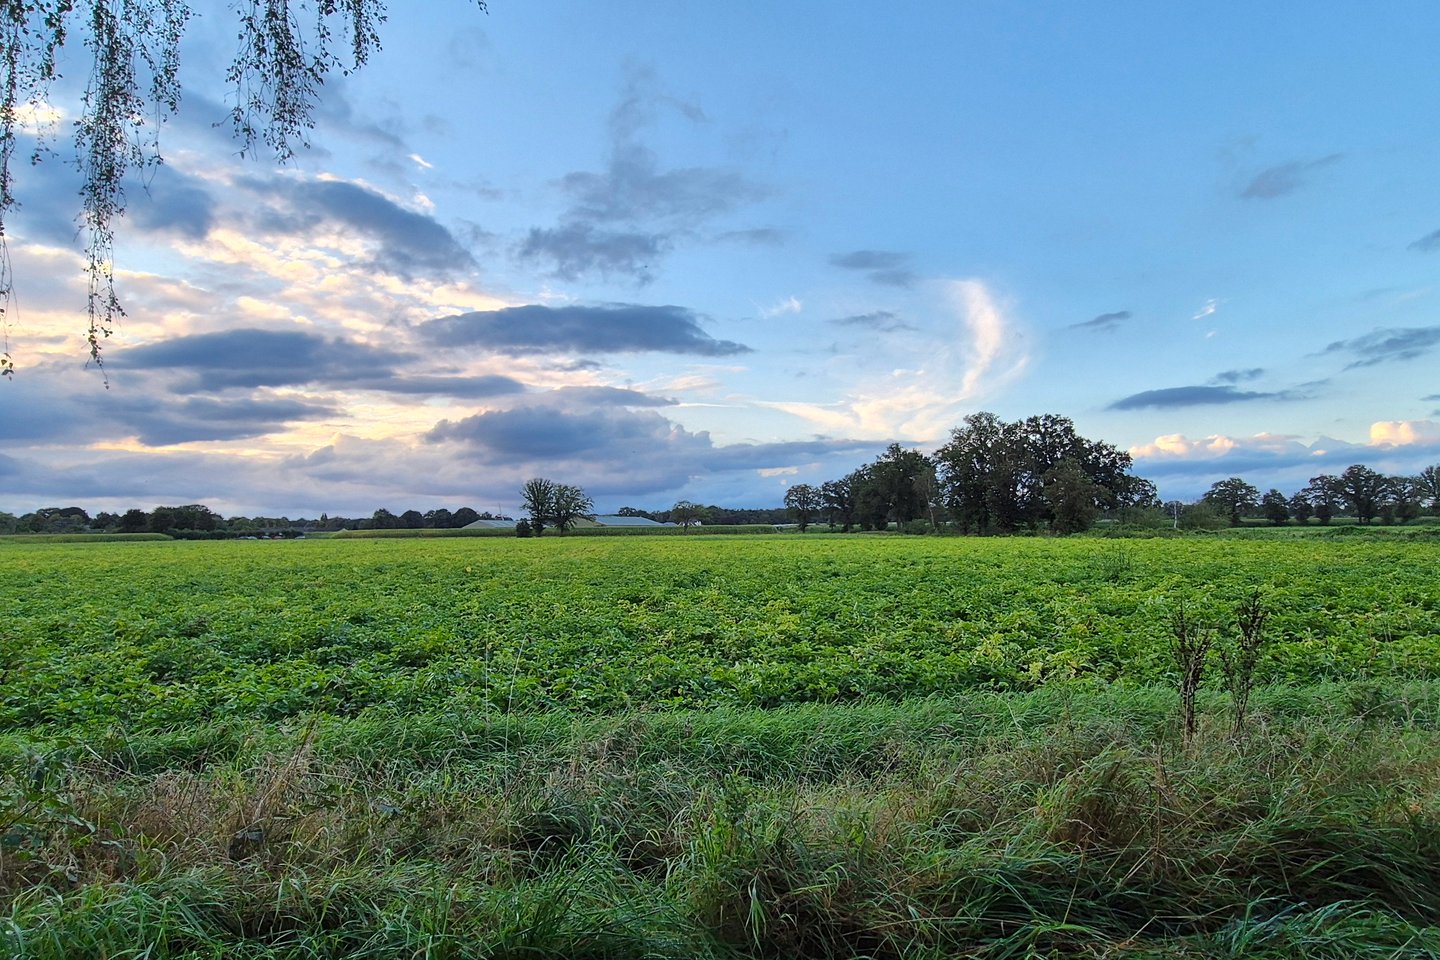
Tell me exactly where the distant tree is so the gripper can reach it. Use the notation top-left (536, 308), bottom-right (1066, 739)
top-left (1336, 464), bottom-right (1391, 524)
top-left (92, 511), bottom-right (119, 531)
top-left (1288, 491), bottom-right (1313, 525)
top-left (1392, 477), bottom-right (1422, 524)
top-left (783, 484), bottom-right (822, 532)
top-left (424, 507), bottom-right (454, 529)
top-left (1419, 465), bottom-right (1440, 514)
top-left (369, 508), bottom-right (399, 530)
top-left (118, 508), bottom-right (149, 533)
top-left (514, 518), bottom-right (533, 538)
top-left (1178, 501), bottom-right (1226, 530)
top-left (1305, 475), bottom-right (1341, 524)
top-left (520, 478), bottom-right (558, 536)
top-left (549, 484), bottom-right (595, 533)
top-left (821, 476), bottom-right (859, 532)
top-left (616, 506), bottom-right (654, 518)
top-left (670, 500), bottom-right (703, 531)
top-left (0, 512), bottom-right (17, 534)
top-left (452, 507), bottom-right (481, 528)
top-left (1203, 477), bottom-right (1260, 526)
top-left (400, 509), bottom-right (425, 529)
top-left (1260, 489), bottom-right (1290, 526)
top-left (1042, 459), bottom-right (1100, 534)
top-left (1042, 457), bottom-right (1094, 532)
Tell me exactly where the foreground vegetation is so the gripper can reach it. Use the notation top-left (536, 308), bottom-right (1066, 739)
top-left (3, 535), bottom-right (1439, 956)
top-left (6, 688), bottom-right (1440, 958)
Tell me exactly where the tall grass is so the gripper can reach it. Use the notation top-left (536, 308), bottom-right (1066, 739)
top-left (5, 684), bottom-right (1440, 957)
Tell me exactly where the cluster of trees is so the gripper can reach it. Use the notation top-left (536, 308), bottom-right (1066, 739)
top-left (784, 413), bottom-right (1157, 535)
top-left (613, 504), bottom-right (792, 526)
top-left (518, 478), bottom-right (595, 535)
top-left (0, 504), bottom-right (512, 537)
top-left (1200, 464), bottom-right (1440, 527)
top-left (363, 507), bottom-right (509, 531)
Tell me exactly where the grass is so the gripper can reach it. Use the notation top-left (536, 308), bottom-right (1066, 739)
top-left (5, 685), bottom-right (1440, 958)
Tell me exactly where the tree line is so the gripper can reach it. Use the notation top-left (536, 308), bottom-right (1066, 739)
top-left (0, 505), bottom-right (513, 537)
top-left (1195, 464), bottom-right (1440, 528)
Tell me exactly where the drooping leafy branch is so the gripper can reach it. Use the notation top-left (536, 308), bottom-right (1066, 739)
top-left (0, 0), bottom-right (485, 377)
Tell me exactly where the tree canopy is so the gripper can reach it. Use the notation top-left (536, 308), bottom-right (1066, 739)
top-left (0, 0), bottom-right (485, 375)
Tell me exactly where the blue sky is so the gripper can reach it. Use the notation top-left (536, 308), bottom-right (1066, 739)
top-left (3, 1), bottom-right (1439, 517)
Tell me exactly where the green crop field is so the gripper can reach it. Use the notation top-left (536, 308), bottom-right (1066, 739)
top-left (3, 535), bottom-right (1440, 958)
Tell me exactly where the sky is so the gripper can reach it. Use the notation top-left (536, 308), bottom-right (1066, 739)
top-left (3, 1), bottom-right (1439, 518)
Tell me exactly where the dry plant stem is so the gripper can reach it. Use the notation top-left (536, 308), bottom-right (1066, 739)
top-left (1218, 589), bottom-right (1270, 738)
top-left (1169, 602), bottom-right (1212, 750)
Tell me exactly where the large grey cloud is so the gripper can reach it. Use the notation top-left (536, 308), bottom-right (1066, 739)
top-left (1322, 326), bottom-right (1440, 369)
top-left (116, 329), bottom-right (411, 391)
top-left (518, 67), bottom-right (768, 283)
top-left (420, 303), bottom-right (750, 356)
top-left (129, 165), bottom-right (217, 240)
top-left (114, 328), bottom-right (535, 399)
top-left (1238, 154), bottom-right (1341, 200)
top-left (108, 395), bottom-right (338, 446)
top-left (519, 224), bottom-right (667, 283)
top-left (426, 403), bottom-right (877, 496)
top-left (828, 250), bottom-right (917, 288)
top-left (1109, 385), bottom-right (1278, 410)
top-left (244, 177), bottom-right (474, 279)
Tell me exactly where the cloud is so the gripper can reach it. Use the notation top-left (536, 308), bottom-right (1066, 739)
top-left (760, 296), bottom-right (803, 318)
top-left (716, 228), bottom-right (786, 246)
top-left (1192, 298), bottom-right (1220, 321)
top-left (1210, 368), bottom-right (1266, 384)
top-left (116, 328), bottom-right (410, 392)
top-left (1108, 385), bottom-right (1277, 410)
top-left (519, 224), bottom-right (668, 283)
top-left (519, 66), bottom-right (768, 283)
top-left (1369, 420), bottom-right (1440, 447)
top-left (1408, 229), bottom-right (1440, 253)
top-left (253, 177), bottom-right (475, 279)
top-left (1322, 325), bottom-right (1440, 369)
top-left (1238, 154), bottom-right (1341, 199)
top-left (1129, 422), bottom-right (1440, 500)
top-left (426, 402), bottom-right (875, 496)
top-left (110, 395), bottom-right (339, 446)
top-left (1069, 310), bottom-right (1131, 332)
top-left (829, 250), bottom-right (917, 288)
top-left (830, 311), bottom-right (915, 333)
top-left (129, 165), bottom-right (217, 240)
top-left (768, 278), bottom-right (1026, 441)
top-left (420, 303), bottom-right (750, 356)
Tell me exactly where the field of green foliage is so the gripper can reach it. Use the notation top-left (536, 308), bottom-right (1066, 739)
top-left (4, 535), bottom-right (1439, 735)
top-left (4, 534), bottom-right (1440, 958)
